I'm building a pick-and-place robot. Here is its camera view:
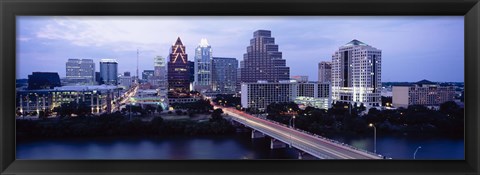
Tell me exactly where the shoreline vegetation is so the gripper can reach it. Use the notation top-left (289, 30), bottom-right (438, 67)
top-left (17, 96), bottom-right (464, 142)
top-left (263, 101), bottom-right (464, 139)
top-left (16, 99), bottom-right (236, 141)
top-left (16, 110), bottom-right (236, 142)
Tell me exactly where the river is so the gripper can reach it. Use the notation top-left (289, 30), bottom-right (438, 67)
top-left (17, 131), bottom-right (463, 160)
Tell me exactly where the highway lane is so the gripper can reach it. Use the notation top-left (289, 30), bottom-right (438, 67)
top-left (215, 105), bottom-right (383, 159)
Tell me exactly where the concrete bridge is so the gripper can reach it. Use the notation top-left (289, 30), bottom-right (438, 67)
top-left (215, 105), bottom-right (384, 159)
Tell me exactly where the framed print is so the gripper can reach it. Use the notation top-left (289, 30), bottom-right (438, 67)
top-left (1, 0), bottom-right (479, 174)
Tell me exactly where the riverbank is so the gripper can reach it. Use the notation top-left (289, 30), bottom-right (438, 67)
top-left (16, 112), bottom-right (236, 142)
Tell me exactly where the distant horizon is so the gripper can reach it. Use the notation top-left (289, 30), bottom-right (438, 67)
top-left (17, 16), bottom-right (464, 82)
top-left (14, 76), bottom-right (465, 84)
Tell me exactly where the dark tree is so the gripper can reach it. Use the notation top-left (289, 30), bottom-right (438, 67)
top-left (210, 108), bottom-right (224, 122)
top-left (175, 110), bottom-right (183, 115)
top-left (439, 101), bottom-right (459, 115)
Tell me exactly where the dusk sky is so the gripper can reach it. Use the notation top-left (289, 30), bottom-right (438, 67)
top-left (16, 16), bottom-right (464, 82)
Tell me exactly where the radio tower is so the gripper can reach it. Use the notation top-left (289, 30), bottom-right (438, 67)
top-left (136, 48), bottom-right (139, 83)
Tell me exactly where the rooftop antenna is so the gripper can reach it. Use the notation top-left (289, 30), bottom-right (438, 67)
top-left (137, 48), bottom-right (139, 83)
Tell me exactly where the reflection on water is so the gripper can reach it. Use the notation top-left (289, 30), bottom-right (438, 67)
top-left (327, 134), bottom-right (464, 160)
top-left (17, 132), bottom-right (463, 160)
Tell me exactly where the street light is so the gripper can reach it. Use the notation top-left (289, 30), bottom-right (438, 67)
top-left (369, 123), bottom-right (377, 153)
top-left (413, 146), bottom-right (422, 159)
top-left (289, 115), bottom-right (296, 128)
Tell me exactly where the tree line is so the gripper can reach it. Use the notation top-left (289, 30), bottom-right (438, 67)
top-left (265, 101), bottom-right (464, 138)
top-left (17, 103), bottom-right (235, 141)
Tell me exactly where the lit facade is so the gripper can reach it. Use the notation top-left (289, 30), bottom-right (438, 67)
top-left (239, 30), bottom-right (290, 84)
top-left (65, 59), bottom-right (95, 85)
top-left (241, 81), bottom-right (331, 111)
top-left (193, 39), bottom-right (213, 92)
top-left (16, 85), bottom-right (121, 116)
top-left (318, 61), bottom-right (332, 83)
top-left (331, 39), bottom-right (382, 107)
top-left (392, 80), bottom-right (456, 108)
top-left (99, 59), bottom-right (118, 85)
top-left (212, 57), bottom-right (238, 94)
top-left (167, 37), bottom-right (190, 93)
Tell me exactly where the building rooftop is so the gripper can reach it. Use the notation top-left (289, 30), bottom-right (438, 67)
top-left (344, 39), bottom-right (369, 46)
top-left (100, 59), bottom-right (117, 63)
top-left (199, 38), bottom-right (210, 47)
top-left (174, 37), bottom-right (183, 46)
top-left (415, 79), bottom-right (437, 85)
top-left (54, 85), bottom-right (119, 91)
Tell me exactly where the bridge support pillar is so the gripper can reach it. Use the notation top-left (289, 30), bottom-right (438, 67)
top-left (251, 130), bottom-right (265, 139)
top-left (270, 138), bottom-right (287, 149)
top-left (297, 151), bottom-right (317, 160)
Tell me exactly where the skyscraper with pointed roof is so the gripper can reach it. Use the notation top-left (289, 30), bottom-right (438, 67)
top-left (331, 39), bottom-right (382, 107)
top-left (239, 30), bottom-right (290, 85)
top-left (168, 37), bottom-right (190, 93)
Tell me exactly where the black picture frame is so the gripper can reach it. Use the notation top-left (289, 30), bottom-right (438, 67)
top-left (1, 0), bottom-right (479, 174)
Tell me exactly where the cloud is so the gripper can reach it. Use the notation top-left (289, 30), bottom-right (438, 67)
top-left (17, 16), bottom-right (464, 82)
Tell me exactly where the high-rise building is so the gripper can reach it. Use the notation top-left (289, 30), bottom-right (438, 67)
top-left (124, 71), bottom-right (131, 77)
top-left (65, 59), bottom-right (95, 84)
top-left (193, 39), bottom-right (213, 92)
top-left (95, 72), bottom-right (101, 85)
top-left (212, 57), bottom-right (238, 94)
top-left (239, 30), bottom-right (290, 84)
top-left (27, 72), bottom-right (61, 90)
top-left (142, 70), bottom-right (154, 80)
top-left (318, 61), bottom-right (332, 83)
top-left (241, 81), bottom-right (331, 111)
top-left (99, 59), bottom-right (118, 85)
top-left (291, 75), bottom-right (308, 83)
top-left (331, 39), bottom-right (382, 107)
top-left (188, 61), bottom-right (195, 91)
top-left (392, 80), bottom-right (456, 108)
top-left (167, 37), bottom-right (190, 93)
top-left (153, 56), bottom-right (167, 90)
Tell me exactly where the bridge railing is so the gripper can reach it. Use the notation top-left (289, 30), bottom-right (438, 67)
top-left (239, 111), bottom-right (385, 159)
top-left (230, 116), bottom-right (332, 159)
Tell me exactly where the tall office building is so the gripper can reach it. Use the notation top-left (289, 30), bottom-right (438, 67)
top-left (331, 39), bottom-right (382, 107)
top-left (193, 38), bottom-right (213, 92)
top-left (212, 57), bottom-right (238, 94)
top-left (95, 72), bottom-right (101, 84)
top-left (188, 61), bottom-right (195, 90)
top-left (318, 61), bottom-right (332, 83)
top-left (142, 70), bottom-right (154, 80)
top-left (239, 30), bottom-right (290, 84)
top-left (99, 59), bottom-right (118, 85)
top-left (153, 56), bottom-right (167, 89)
top-left (167, 37), bottom-right (190, 92)
top-left (65, 59), bottom-right (95, 84)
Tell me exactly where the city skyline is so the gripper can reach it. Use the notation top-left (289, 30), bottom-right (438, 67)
top-left (17, 16), bottom-right (464, 82)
